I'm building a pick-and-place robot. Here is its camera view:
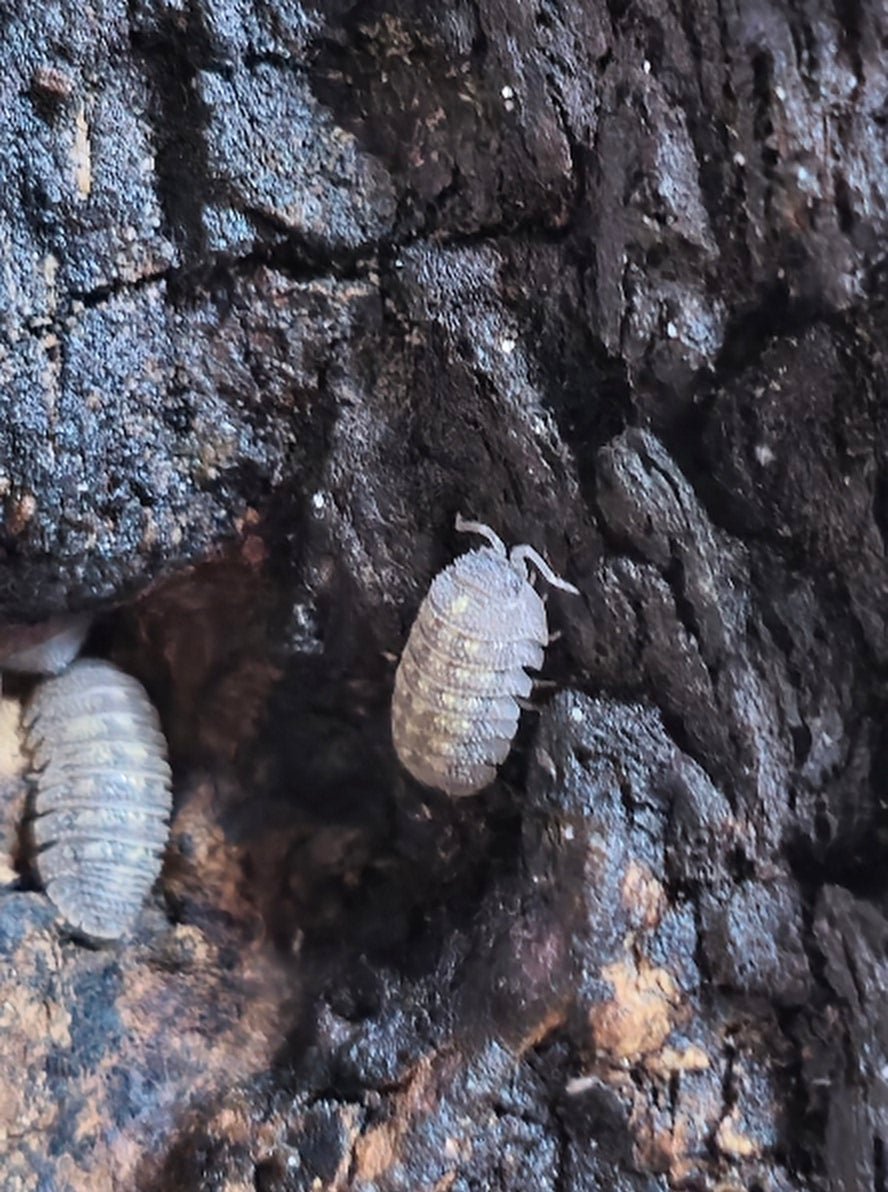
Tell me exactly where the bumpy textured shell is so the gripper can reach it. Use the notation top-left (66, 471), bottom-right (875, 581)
top-left (392, 546), bottom-right (549, 796)
top-left (24, 658), bottom-right (172, 940)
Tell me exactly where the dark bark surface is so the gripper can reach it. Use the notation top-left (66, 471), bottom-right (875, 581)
top-left (0, 0), bottom-right (887, 1188)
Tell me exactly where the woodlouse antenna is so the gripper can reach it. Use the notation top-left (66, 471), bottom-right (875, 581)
top-left (510, 544), bottom-right (580, 594)
top-left (454, 514), bottom-right (507, 556)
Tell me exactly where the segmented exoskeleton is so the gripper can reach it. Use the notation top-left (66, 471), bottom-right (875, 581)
top-left (24, 658), bottom-right (172, 940)
top-left (392, 516), bottom-right (578, 796)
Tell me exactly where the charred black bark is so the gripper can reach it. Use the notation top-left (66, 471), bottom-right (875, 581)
top-left (0, 0), bottom-right (886, 1189)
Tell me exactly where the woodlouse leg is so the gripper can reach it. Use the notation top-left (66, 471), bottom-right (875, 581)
top-left (510, 544), bottom-right (579, 594)
top-left (517, 678), bottom-right (559, 711)
top-left (454, 514), bottom-right (507, 556)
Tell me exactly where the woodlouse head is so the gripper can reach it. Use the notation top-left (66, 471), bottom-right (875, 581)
top-left (0, 613), bottom-right (93, 675)
top-left (454, 514), bottom-right (579, 595)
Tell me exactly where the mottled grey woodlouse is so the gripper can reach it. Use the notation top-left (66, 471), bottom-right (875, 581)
top-left (392, 515), bottom-right (579, 797)
top-left (23, 658), bottom-right (172, 941)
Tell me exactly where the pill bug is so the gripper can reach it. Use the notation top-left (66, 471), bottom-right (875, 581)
top-left (392, 515), bottom-right (579, 797)
top-left (23, 658), bottom-right (172, 941)
top-left (0, 612), bottom-right (92, 676)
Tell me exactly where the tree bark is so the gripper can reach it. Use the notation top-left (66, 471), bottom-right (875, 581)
top-left (0, 0), bottom-right (886, 1189)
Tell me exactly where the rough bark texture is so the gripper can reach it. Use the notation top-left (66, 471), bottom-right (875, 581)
top-left (0, 0), bottom-right (887, 1189)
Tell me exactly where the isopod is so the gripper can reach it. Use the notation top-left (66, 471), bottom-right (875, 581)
top-left (23, 658), bottom-right (172, 940)
top-left (392, 515), bottom-right (579, 796)
top-left (0, 612), bottom-right (92, 676)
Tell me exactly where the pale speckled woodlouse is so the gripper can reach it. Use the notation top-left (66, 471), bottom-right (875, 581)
top-left (23, 657), bottom-right (172, 941)
top-left (392, 515), bottom-right (579, 796)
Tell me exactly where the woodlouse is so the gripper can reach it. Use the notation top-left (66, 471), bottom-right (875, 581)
top-left (392, 515), bottom-right (579, 796)
top-left (23, 658), bottom-right (172, 940)
top-left (0, 612), bottom-right (92, 675)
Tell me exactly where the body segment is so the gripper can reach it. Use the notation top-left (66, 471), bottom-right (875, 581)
top-left (392, 517), bottom-right (578, 796)
top-left (24, 658), bottom-right (172, 940)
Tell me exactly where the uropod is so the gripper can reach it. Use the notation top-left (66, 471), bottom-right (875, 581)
top-left (23, 658), bottom-right (172, 941)
top-left (392, 515), bottom-right (579, 796)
